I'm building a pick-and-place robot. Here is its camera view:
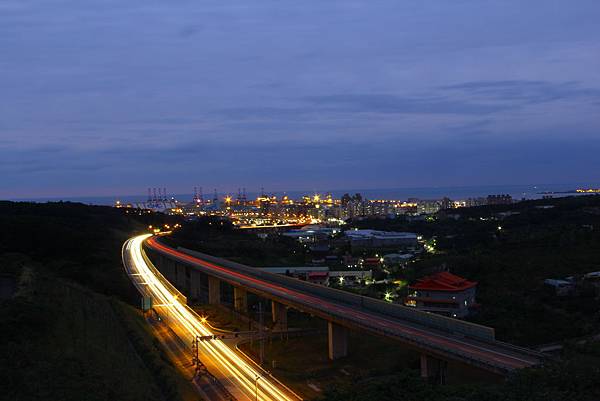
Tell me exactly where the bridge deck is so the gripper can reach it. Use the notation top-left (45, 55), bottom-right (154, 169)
top-left (145, 236), bottom-right (544, 374)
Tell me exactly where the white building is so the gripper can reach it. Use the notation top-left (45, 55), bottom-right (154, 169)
top-left (345, 229), bottom-right (418, 249)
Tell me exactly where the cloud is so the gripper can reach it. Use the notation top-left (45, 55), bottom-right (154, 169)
top-left (216, 107), bottom-right (316, 121)
top-left (0, 144), bottom-right (110, 174)
top-left (302, 94), bottom-right (512, 115)
top-left (1, 0), bottom-right (600, 197)
top-left (220, 94), bottom-right (512, 121)
top-left (441, 80), bottom-right (600, 105)
top-left (2, 130), bottom-right (600, 199)
top-left (179, 24), bottom-right (203, 38)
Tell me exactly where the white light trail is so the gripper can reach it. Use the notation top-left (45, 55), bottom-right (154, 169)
top-left (124, 234), bottom-right (297, 401)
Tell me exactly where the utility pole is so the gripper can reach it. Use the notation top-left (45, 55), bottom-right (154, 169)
top-left (258, 302), bottom-right (264, 366)
top-left (255, 374), bottom-right (262, 401)
top-left (191, 335), bottom-right (200, 375)
top-left (191, 335), bottom-right (208, 376)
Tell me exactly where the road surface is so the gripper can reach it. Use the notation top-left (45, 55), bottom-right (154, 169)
top-left (123, 234), bottom-right (301, 401)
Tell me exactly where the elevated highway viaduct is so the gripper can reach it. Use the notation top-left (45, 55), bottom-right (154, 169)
top-left (144, 235), bottom-right (545, 380)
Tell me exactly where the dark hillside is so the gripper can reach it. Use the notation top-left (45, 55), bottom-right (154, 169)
top-left (0, 201), bottom-right (188, 401)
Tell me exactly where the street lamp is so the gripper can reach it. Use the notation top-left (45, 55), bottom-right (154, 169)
top-left (255, 374), bottom-right (263, 401)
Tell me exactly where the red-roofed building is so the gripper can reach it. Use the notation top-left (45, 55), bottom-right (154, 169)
top-left (404, 272), bottom-right (477, 318)
top-left (363, 257), bottom-right (382, 267)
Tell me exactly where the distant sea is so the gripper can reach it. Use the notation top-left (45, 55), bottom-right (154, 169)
top-left (10, 183), bottom-right (600, 206)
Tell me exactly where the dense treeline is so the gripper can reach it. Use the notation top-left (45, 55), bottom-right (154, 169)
top-left (166, 216), bottom-right (306, 266)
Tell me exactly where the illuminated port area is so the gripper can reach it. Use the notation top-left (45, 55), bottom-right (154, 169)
top-left (116, 187), bottom-right (521, 228)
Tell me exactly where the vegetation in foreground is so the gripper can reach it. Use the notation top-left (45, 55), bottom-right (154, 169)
top-left (0, 201), bottom-right (190, 401)
top-left (319, 343), bottom-right (600, 401)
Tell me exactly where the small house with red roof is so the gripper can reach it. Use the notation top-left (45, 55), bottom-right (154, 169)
top-left (404, 271), bottom-right (477, 318)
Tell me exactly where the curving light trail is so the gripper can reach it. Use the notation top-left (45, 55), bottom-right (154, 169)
top-left (123, 234), bottom-right (297, 401)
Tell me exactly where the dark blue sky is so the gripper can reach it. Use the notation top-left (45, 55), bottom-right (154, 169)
top-left (1, 0), bottom-right (599, 198)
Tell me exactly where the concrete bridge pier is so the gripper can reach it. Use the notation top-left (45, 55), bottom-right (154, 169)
top-left (167, 259), bottom-right (177, 285)
top-left (234, 287), bottom-right (247, 313)
top-left (175, 263), bottom-right (187, 293)
top-left (420, 354), bottom-right (448, 384)
top-left (208, 276), bottom-right (220, 305)
top-left (157, 255), bottom-right (171, 282)
top-left (190, 271), bottom-right (202, 302)
top-left (328, 322), bottom-right (348, 360)
top-left (170, 260), bottom-right (178, 285)
top-left (271, 301), bottom-right (288, 331)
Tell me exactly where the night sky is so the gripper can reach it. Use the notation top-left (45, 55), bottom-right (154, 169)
top-left (1, 1), bottom-right (599, 198)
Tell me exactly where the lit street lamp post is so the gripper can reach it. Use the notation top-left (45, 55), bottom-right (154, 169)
top-left (255, 374), bottom-right (263, 401)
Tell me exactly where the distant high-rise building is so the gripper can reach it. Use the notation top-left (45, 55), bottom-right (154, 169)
top-left (466, 197), bottom-right (487, 207)
top-left (417, 200), bottom-right (442, 214)
top-left (486, 194), bottom-right (513, 206)
top-left (440, 197), bottom-right (453, 210)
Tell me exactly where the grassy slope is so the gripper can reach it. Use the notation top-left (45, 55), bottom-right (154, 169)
top-left (0, 266), bottom-right (170, 400)
top-left (0, 202), bottom-right (191, 401)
